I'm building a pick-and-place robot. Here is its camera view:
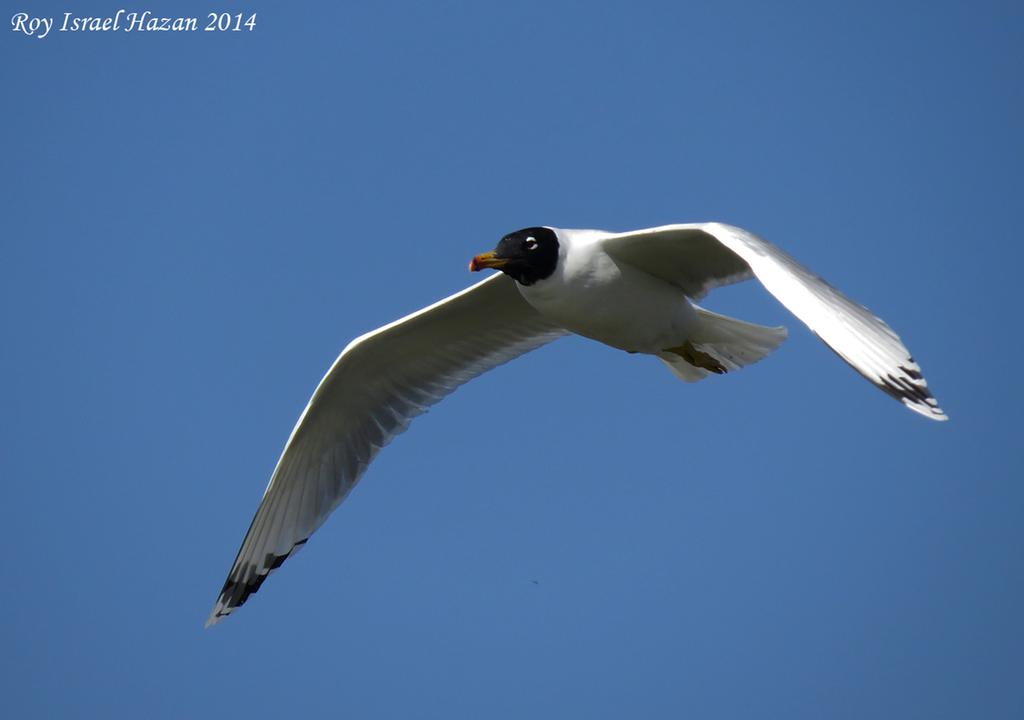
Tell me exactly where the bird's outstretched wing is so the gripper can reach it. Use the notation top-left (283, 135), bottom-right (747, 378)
top-left (601, 223), bottom-right (946, 421)
top-left (207, 273), bottom-right (567, 626)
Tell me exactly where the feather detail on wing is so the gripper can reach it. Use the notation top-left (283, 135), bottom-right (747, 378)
top-left (602, 223), bottom-right (946, 421)
top-left (206, 273), bottom-right (566, 626)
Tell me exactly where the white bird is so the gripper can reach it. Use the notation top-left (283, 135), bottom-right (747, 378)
top-left (206, 222), bottom-right (945, 626)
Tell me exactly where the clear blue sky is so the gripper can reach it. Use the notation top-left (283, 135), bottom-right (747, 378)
top-left (2, 2), bottom-right (1021, 717)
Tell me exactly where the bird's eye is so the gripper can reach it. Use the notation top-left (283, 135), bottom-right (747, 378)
top-left (525, 237), bottom-right (538, 251)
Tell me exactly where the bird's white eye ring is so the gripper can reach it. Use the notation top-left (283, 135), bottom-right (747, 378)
top-left (525, 237), bottom-right (538, 250)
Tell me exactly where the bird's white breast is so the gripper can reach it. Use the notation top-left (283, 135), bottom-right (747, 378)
top-left (517, 230), bottom-right (697, 353)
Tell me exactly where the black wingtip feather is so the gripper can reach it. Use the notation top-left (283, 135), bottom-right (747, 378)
top-left (207, 538), bottom-right (311, 626)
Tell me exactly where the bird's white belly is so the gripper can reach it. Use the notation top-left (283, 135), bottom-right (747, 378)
top-left (518, 254), bottom-right (697, 353)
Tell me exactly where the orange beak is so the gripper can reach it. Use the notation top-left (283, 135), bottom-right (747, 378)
top-left (468, 251), bottom-right (508, 272)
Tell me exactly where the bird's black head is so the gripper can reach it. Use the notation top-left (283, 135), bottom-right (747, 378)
top-left (469, 227), bottom-right (560, 286)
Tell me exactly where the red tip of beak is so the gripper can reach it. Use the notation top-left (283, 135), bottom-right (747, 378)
top-left (469, 251), bottom-right (501, 272)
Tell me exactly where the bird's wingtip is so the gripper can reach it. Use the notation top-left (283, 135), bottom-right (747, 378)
top-left (204, 607), bottom-right (225, 629)
top-left (903, 397), bottom-right (948, 422)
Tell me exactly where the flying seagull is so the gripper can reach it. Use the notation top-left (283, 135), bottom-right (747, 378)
top-left (206, 222), bottom-right (945, 626)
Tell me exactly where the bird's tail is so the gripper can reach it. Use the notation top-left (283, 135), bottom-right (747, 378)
top-left (657, 307), bottom-right (788, 382)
